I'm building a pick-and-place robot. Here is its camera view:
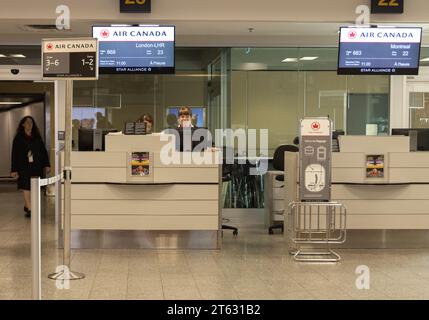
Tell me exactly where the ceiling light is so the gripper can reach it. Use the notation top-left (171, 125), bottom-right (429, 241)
top-left (282, 58), bottom-right (298, 63)
top-left (9, 54), bottom-right (26, 58)
top-left (239, 63), bottom-right (268, 71)
top-left (300, 57), bottom-right (319, 61)
top-left (421, 57), bottom-right (429, 62)
top-left (0, 102), bottom-right (22, 105)
top-left (0, 54), bottom-right (6, 58)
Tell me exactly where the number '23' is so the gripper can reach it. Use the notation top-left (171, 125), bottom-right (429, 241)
top-left (125, 0), bottom-right (146, 4)
top-left (378, 0), bottom-right (400, 7)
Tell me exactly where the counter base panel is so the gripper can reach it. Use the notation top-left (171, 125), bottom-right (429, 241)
top-left (59, 230), bottom-right (221, 249)
top-left (286, 230), bottom-right (429, 249)
top-left (69, 215), bottom-right (219, 230)
top-left (338, 230), bottom-right (429, 249)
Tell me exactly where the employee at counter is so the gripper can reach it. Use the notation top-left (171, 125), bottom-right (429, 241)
top-left (137, 114), bottom-right (154, 134)
top-left (178, 107), bottom-right (195, 128)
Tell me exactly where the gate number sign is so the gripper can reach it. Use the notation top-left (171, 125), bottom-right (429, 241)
top-left (371, 0), bottom-right (404, 14)
top-left (42, 38), bottom-right (99, 80)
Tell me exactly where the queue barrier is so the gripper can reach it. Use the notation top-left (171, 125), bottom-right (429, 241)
top-left (31, 173), bottom-right (63, 300)
top-left (287, 201), bottom-right (347, 262)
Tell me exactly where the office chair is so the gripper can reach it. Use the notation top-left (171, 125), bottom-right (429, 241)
top-left (221, 148), bottom-right (238, 236)
top-left (269, 144), bottom-right (299, 234)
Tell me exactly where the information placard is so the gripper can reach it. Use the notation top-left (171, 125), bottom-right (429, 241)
top-left (338, 27), bottom-right (422, 75)
top-left (93, 26), bottom-right (175, 74)
top-left (42, 38), bottom-right (98, 80)
top-left (299, 118), bottom-right (332, 202)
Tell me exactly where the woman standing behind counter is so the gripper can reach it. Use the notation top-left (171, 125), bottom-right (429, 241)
top-left (10, 116), bottom-right (50, 218)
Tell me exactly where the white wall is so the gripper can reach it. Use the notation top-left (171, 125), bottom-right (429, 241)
top-left (1, 0), bottom-right (428, 22)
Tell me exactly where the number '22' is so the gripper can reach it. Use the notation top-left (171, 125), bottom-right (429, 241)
top-left (378, 0), bottom-right (400, 7)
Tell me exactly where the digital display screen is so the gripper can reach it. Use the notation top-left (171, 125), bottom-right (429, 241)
top-left (92, 25), bottom-right (175, 74)
top-left (338, 27), bottom-right (422, 75)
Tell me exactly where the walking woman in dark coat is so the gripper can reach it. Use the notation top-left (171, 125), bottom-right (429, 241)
top-left (10, 116), bottom-right (50, 218)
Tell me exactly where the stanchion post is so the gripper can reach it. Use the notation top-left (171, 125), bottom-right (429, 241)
top-left (31, 177), bottom-right (41, 300)
top-left (49, 80), bottom-right (85, 281)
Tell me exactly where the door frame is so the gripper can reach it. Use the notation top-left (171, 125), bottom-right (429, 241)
top-left (0, 64), bottom-right (62, 226)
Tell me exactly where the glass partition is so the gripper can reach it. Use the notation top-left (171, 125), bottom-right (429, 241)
top-left (72, 48), bottom-right (226, 150)
top-left (228, 47), bottom-right (390, 208)
top-left (231, 47), bottom-right (391, 157)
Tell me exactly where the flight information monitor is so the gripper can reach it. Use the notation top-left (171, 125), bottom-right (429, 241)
top-left (92, 25), bottom-right (175, 74)
top-left (338, 27), bottom-right (422, 75)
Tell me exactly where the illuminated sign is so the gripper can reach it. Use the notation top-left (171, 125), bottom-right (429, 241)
top-left (42, 38), bottom-right (98, 80)
top-left (120, 0), bottom-right (151, 13)
top-left (371, 0), bottom-right (404, 14)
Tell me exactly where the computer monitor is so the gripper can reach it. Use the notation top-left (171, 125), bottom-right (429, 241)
top-left (78, 128), bottom-right (118, 151)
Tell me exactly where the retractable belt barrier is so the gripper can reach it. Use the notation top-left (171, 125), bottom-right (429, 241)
top-left (31, 173), bottom-right (63, 300)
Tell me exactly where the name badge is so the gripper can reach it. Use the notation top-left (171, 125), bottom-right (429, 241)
top-left (28, 151), bottom-right (34, 163)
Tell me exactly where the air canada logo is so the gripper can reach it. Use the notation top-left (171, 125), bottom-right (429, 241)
top-left (100, 29), bottom-right (110, 38)
top-left (46, 43), bottom-right (54, 50)
top-left (348, 30), bottom-right (357, 40)
top-left (311, 122), bottom-right (321, 131)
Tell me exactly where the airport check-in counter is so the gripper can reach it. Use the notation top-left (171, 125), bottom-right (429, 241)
top-left (61, 133), bottom-right (222, 249)
top-left (285, 136), bottom-right (429, 247)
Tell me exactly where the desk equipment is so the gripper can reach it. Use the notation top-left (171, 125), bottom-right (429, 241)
top-left (78, 128), bottom-right (117, 151)
top-left (266, 145), bottom-right (298, 235)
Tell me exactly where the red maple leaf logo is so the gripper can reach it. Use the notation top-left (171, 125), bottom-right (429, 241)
top-left (100, 29), bottom-right (110, 38)
top-left (348, 30), bottom-right (357, 40)
top-left (311, 122), bottom-right (321, 130)
top-left (47, 43), bottom-right (54, 50)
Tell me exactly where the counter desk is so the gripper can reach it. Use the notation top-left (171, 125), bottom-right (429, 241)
top-left (285, 136), bottom-right (429, 248)
top-left (60, 133), bottom-right (222, 249)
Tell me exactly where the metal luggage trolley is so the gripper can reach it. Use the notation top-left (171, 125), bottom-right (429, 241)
top-left (288, 201), bottom-right (347, 262)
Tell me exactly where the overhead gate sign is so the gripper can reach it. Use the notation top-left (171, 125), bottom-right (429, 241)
top-left (42, 38), bottom-right (98, 80)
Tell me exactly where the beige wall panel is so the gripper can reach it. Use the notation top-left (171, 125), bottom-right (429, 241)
top-left (332, 153), bottom-right (365, 168)
top-left (347, 215), bottom-right (429, 230)
top-left (154, 152), bottom-right (220, 168)
top-left (71, 152), bottom-right (125, 167)
top-left (332, 169), bottom-right (365, 183)
top-left (332, 184), bottom-right (429, 200)
top-left (72, 168), bottom-right (126, 183)
top-left (273, 200), bottom-right (284, 212)
top-left (71, 215), bottom-right (219, 230)
top-left (390, 169), bottom-right (429, 183)
top-left (338, 136), bottom-right (409, 153)
top-left (390, 153), bottom-right (429, 167)
top-left (336, 200), bottom-right (429, 215)
top-left (273, 188), bottom-right (284, 200)
top-left (105, 134), bottom-right (173, 152)
top-left (154, 168), bottom-right (219, 183)
top-left (69, 184), bottom-right (219, 200)
top-left (72, 200), bottom-right (218, 215)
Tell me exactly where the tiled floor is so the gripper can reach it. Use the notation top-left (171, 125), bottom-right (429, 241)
top-left (1, 182), bottom-right (429, 300)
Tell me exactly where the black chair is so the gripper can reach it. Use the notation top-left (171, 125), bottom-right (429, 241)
top-left (269, 144), bottom-right (299, 234)
top-left (221, 148), bottom-right (238, 236)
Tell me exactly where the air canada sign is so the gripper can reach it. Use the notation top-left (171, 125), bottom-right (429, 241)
top-left (111, 30), bottom-right (167, 37)
top-left (354, 31), bottom-right (415, 40)
top-left (46, 43), bottom-right (95, 50)
top-left (42, 38), bottom-right (98, 80)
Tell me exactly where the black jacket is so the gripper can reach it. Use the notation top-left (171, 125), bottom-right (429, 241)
top-left (11, 133), bottom-right (50, 175)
